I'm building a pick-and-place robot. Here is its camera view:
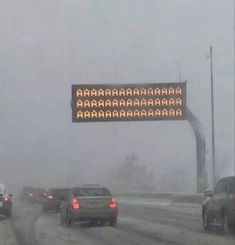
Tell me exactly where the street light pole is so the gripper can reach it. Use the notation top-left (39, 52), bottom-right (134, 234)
top-left (210, 46), bottom-right (216, 188)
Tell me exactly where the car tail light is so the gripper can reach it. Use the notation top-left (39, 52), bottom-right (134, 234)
top-left (3, 197), bottom-right (10, 202)
top-left (29, 192), bottom-right (34, 197)
top-left (109, 197), bottom-right (117, 209)
top-left (47, 195), bottom-right (54, 200)
top-left (72, 198), bottom-right (80, 209)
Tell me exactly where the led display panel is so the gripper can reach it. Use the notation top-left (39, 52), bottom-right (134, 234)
top-left (71, 83), bottom-right (186, 122)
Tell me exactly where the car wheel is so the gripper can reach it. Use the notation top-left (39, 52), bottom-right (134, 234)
top-left (100, 220), bottom-right (106, 226)
top-left (109, 217), bottom-right (117, 227)
top-left (227, 223), bottom-right (235, 232)
top-left (65, 211), bottom-right (72, 227)
top-left (217, 212), bottom-right (226, 232)
top-left (5, 209), bottom-right (12, 219)
top-left (218, 212), bottom-right (232, 232)
top-left (60, 212), bottom-right (65, 225)
top-left (203, 210), bottom-right (211, 231)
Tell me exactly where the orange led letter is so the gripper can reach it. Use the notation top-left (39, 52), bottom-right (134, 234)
top-left (91, 100), bottom-right (97, 107)
top-left (76, 89), bottom-right (83, 97)
top-left (91, 110), bottom-right (98, 118)
top-left (106, 110), bottom-right (112, 118)
top-left (91, 89), bottom-right (97, 97)
top-left (77, 111), bottom-right (84, 118)
top-left (176, 98), bottom-right (182, 105)
top-left (169, 87), bottom-right (175, 95)
top-left (126, 88), bottom-right (133, 96)
top-left (169, 98), bottom-right (175, 106)
top-left (176, 109), bottom-right (182, 116)
top-left (162, 109), bottom-right (168, 117)
top-left (169, 109), bottom-right (175, 117)
top-left (126, 110), bottom-right (133, 117)
top-left (84, 111), bottom-right (90, 118)
top-left (126, 99), bottom-right (133, 107)
top-left (162, 98), bottom-right (168, 106)
top-left (133, 88), bottom-right (140, 96)
top-left (155, 98), bottom-right (161, 106)
top-left (148, 88), bottom-right (154, 96)
top-left (84, 89), bottom-right (90, 97)
top-left (77, 100), bottom-right (83, 108)
top-left (176, 87), bottom-right (182, 95)
top-left (140, 88), bottom-right (147, 96)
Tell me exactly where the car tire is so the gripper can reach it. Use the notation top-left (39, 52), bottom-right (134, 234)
top-left (217, 212), bottom-right (226, 232)
top-left (227, 223), bottom-right (235, 232)
top-left (100, 220), bottom-right (106, 226)
top-left (109, 217), bottom-right (117, 227)
top-left (6, 210), bottom-right (12, 219)
top-left (203, 210), bottom-right (211, 231)
top-left (219, 212), bottom-right (232, 233)
top-left (65, 211), bottom-right (72, 227)
top-left (60, 212), bottom-right (65, 225)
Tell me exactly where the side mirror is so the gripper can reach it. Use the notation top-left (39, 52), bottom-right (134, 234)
top-left (204, 190), bottom-right (213, 197)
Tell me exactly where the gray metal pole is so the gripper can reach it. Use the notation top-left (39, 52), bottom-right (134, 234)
top-left (186, 108), bottom-right (207, 193)
top-left (210, 46), bottom-right (216, 188)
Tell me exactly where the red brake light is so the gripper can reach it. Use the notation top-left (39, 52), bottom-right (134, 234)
top-left (29, 193), bottom-right (34, 197)
top-left (109, 197), bottom-right (117, 209)
top-left (3, 197), bottom-right (10, 202)
top-left (47, 195), bottom-right (54, 200)
top-left (72, 198), bottom-right (80, 209)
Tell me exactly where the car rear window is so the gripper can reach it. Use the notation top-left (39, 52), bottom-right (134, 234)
top-left (73, 188), bottom-right (111, 197)
top-left (50, 189), bottom-right (70, 198)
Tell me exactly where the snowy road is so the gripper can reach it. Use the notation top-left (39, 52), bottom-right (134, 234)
top-left (10, 198), bottom-right (234, 245)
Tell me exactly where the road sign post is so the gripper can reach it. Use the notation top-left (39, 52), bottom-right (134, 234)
top-left (71, 82), bottom-right (207, 193)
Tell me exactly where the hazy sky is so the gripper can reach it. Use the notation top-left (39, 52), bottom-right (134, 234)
top-left (0, 0), bottom-right (234, 191)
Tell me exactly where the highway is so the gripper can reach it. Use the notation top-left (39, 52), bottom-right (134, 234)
top-left (8, 197), bottom-right (234, 245)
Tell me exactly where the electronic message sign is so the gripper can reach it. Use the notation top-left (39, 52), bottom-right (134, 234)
top-left (71, 83), bottom-right (186, 122)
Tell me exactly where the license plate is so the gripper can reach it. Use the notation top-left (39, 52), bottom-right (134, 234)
top-left (88, 203), bottom-right (103, 208)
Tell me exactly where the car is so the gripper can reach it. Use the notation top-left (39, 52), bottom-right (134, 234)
top-left (202, 176), bottom-right (235, 231)
top-left (0, 183), bottom-right (12, 218)
top-left (21, 186), bottom-right (46, 203)
top-left (21, 186), bottom-right (36, 202)
top-left (60, 185), bottom-right (118, 227)
top-left (42, 188), bottom-right (70, 213)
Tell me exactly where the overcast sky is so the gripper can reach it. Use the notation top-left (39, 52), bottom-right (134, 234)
top-left (0, 0), bottom-right (234, 191)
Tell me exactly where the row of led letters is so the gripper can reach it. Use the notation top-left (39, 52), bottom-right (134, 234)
top-left (76, 109), bottom-right (183, 119)
top-left (76, 97), bottom-right (182, 108)
top-left (76, 87), bottom-right (182, 97)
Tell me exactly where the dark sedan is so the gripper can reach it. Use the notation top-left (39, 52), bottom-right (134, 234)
top-left (60, 186), bottom-right (118, 227)
top-left (42, 188), bottom-right (70, 213)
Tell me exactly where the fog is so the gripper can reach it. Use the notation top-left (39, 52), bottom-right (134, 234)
top-left (0, 0), bottom-right (234, 193)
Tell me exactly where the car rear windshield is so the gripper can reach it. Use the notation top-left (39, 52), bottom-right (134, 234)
top-left (73, 187), bottom-right (111, 197)
top-left (50, 189), bottom-right (70, 198)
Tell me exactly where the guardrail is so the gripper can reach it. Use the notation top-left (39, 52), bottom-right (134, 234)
top-left (115, 192), bottom-right (204, 205)
top-left (115, 192), bottom-right (173, 200)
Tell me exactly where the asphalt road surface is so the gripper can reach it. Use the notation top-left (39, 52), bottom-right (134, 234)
top-left (10, 197), bottom-right (235, 245)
